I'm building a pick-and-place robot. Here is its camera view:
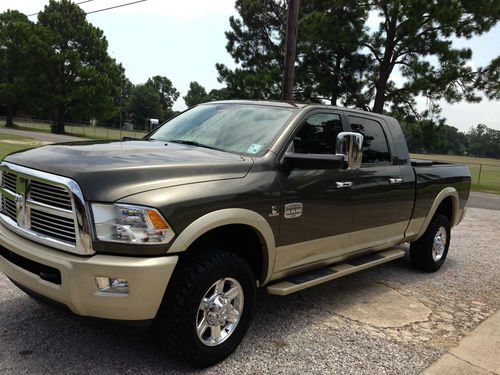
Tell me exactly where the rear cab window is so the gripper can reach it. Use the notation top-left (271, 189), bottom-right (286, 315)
top-left (348, 116), bottom-right (391, 164)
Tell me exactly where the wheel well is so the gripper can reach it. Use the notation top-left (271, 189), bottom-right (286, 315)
top-left (435, 196), bottom-right (454, 224)
top-left (186, 224), bottom-right (266, 283)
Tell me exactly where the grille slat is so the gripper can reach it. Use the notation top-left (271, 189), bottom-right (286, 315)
top-left (31, 186), bottom-right (70, 198)
top-left (30, 191), bottom-right (72, 204)
top-left (3, 197), bottom-right (17, 221)
top-left (1, 172), bottom-right (16, 191)
top-left (30, 216), bottom-right (75, 234)
top-left (30, 180), bottom-right (68, 194)
top-left (30, 208), bottom-right (76, 244)
top-left (30, 221), bottom-right (76, 239)
top-left (28, 180), bottom-right (73, 210)
top-left (31, 210), bottom-right (74, 226)
top-left (30, 225), bottom-right (76, 242)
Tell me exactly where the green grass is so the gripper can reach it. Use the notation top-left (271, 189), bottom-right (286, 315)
top-left (411, 153), bottom-right (500, 194)
top-left (0, 133), bottom-right (45, 160)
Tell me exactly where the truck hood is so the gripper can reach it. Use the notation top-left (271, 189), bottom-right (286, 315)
top-left (4, 140), bottom-right (254, 202)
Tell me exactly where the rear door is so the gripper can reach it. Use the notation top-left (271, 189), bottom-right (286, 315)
top-left (346, 115), bottom-right (411, 251)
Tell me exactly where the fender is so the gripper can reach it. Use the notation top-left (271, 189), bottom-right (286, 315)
top-left (414, 187), bottom-right (460, 241)
top-left (167, 208), bottom-right (277, 285)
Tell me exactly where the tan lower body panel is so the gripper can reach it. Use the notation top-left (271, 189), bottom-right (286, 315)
top-left (274, 221), bottom-right (408, 274)
top-left (0, 221), bottom-right (178, 321)
top-left (267, 248), bottom-right (405, 296)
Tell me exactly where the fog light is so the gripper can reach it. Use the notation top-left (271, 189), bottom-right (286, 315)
top-left (96, 277), bottom-right (129, 295)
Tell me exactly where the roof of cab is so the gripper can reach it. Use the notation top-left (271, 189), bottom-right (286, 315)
top-left (205, 100), bottom-right (394, 121)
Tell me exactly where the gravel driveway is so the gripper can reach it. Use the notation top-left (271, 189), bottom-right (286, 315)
top-left (1, 207), bottom-right (498, 374)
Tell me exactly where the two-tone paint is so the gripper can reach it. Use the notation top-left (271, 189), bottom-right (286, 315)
top-left (2, 101), bottom-right (471, 291)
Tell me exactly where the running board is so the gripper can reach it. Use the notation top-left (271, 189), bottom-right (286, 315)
top-left (266, 248), bottom-right (405, 296)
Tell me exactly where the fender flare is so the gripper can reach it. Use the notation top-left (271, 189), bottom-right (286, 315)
top-left (167, 208), bottom-right (277, 285)
top-left (415, 187), bottom-right (460, 241)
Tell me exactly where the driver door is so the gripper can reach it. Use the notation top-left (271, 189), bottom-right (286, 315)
top-left (275, 111), bottom-right (356, 273)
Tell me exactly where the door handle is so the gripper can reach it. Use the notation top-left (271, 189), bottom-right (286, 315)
top-left (336, 181), bottom-right (353, 188)
top-left (389, 177), bottom-right (403, 184)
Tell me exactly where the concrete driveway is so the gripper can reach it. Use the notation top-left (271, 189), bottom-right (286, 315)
top-left (0, 207), bottom-right (498, 374)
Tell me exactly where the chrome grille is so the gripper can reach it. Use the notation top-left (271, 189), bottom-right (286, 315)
top-left (29, 180), bottom-right (73, 210)
top-left (1, 171), bottom-right (16, 191)
top-left (0, 162), bottom-right (93, 255)
top-left (30, 209), bottom-right (76, 243)
top-left (2, 195), bottom-right (16, 221)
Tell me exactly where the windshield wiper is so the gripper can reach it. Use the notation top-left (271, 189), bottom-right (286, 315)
top-left (167, 139), bottom-right (224, 152)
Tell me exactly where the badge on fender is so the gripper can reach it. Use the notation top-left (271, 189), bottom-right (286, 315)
top-left (284, 203), bottom-right (303, 219)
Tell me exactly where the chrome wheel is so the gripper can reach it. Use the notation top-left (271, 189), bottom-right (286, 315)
top-left (432, 226), bottom-right (447, 262)
top-left (196, 277), bottom-right (244, 347)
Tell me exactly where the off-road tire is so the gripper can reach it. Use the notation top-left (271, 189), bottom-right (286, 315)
top-left (410, 214), bottom-right (451, 272)
top-left (155, 250), bottom-right (256, 367)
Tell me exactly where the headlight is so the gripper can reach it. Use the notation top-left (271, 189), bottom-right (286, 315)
top-left (92, 203), bottom-right (175, 244)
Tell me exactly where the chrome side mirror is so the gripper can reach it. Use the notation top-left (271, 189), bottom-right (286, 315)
top-left (336, 132), bottom-right (364, 170)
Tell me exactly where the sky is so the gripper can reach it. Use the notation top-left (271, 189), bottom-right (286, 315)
top-left (1, 0), bottom-right (499, 132)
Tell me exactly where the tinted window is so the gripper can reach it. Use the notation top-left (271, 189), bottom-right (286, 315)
top-left (293, 113), bottom-right (343, 154)
top-left (349, 116), bottom-right (391, 164)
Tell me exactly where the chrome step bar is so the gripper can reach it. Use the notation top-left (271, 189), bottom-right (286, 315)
top-left (266, 248), bottom-right (405, 296)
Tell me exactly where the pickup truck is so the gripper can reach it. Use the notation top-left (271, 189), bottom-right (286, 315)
top-left (0, 100), bottom-right (470, 366)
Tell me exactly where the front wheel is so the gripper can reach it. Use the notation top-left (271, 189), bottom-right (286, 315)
top-left (410, 214), bottom-right (451, 272)
top-left (156, 250), bottom-right (256, 367)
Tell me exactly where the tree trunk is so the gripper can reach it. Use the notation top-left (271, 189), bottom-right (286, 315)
top-left (372, 80), bottom-right (386, 113)
top-left (281, 0), bottom-right (300, 101)
top-left (5, 103), bottom-right (14, 128)
top-left (372, 15), bottom-right (398, 114)
top-left (330, 55), bottom-right (341, 106)
top-left (53, 102), bottom-right (66, 134)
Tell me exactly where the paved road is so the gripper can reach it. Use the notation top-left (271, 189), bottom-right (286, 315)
top-left (467, 191), bottom-right (500, 211)
top-left (0, 207), bottom-right (499, 374)
top-left (0, 127), bottom-right (87, 143)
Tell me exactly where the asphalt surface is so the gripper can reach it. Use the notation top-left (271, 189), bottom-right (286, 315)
top-left (0, 127), bottom-right (86, 143)
top-left (0, 207), bottom-right (498, 374)
top-left (467, 191), bottom-right (500, 211)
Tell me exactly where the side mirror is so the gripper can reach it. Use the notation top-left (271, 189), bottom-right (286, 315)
top-left (336, 132), bottom-right (363, 170)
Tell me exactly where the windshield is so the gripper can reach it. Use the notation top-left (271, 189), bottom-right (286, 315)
top-left (149, 104), bottom-right (298, 155)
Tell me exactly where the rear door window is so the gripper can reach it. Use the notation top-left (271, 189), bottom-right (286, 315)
top-left (348, 116), bottom-right (391, 164)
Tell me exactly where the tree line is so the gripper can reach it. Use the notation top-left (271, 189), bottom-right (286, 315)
top-left (0, 0), bottom-right (181, 133)
top-left (1, 0), bottom-right (499, 158)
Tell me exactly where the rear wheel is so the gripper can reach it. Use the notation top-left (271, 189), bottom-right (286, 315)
top-left (156, 250), bottom-right (255, 367)
top-left (410, 214), bottom-right (451, 272)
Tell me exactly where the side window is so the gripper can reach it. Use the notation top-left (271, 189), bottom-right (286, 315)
top-left (293, 113), bottom-right (343, 154)
top-left (349, 116), bottom-right (391, 164)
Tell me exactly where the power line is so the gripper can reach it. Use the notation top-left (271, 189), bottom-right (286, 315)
top-left (27, 0), bottom-right (147, 18)
top-left (86, 0), bottom-right (147, 15)
top-left (27, 0), bottom-right (97, 17)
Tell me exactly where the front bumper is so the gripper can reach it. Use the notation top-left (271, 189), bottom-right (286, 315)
top-left (0, 221), bottom-right (178, 322)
